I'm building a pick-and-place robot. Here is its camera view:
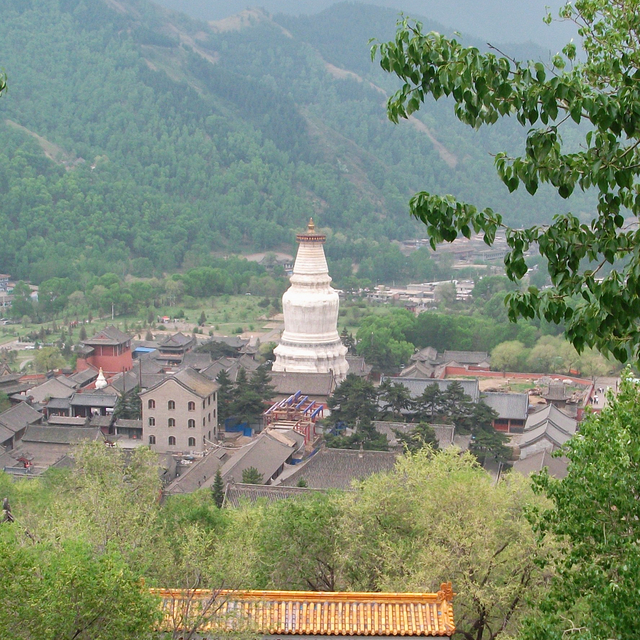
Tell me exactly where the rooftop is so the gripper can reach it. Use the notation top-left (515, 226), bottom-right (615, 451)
top-left (482, 392), bottom-right (529, 420)
top-left (152, 587), bottom-right (455, 637)
top-left (280, 447), bottom-right (398, 489)
top-left (83, 325), bottom-right (131, 346)
top-left (223, 482), bottom-right (326, 507)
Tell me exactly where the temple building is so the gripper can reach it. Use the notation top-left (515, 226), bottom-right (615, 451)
top-left (273, 219), bottom-right (349, 380)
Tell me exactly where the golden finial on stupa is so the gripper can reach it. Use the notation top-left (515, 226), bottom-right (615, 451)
top-left (308, 218), bottom-right (315, 233)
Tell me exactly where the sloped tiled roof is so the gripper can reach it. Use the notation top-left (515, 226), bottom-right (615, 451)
top-left (411, 346), bottom-right (440, 363)
top-left (374, 422), bottom-right (455, 451)
top-left (223, 482), bottom-right (326, 507)
top-left (442, 350), bottom-right (490, 365)
top-left (159, 332), bottom-right (194, 348)
top-left (384, 377), bottom-right (480, 403)
top-left (513, 449), bottom-right (569, 479)
top-left (0, 402), bottom-right (42, 433)
top-left (173, 368), bottom-right (219, 398)
top-left (152, 588), bottom-right (456, 637)
top-left (524, 404), bottom-right (576, 433)
top-left (519, 405), bottom-right (577, 452)
top-left (69, 391), bottom-right (118, 408)
top-left (47, 416), bottom-right (87, 426)
top-left (22, 425), bottom-right (101, 445)
top-left (345, 355), bottom-right (373, 378)
top-left (399, 361), bottom-right (436, 379)
top-left (482, 392), bottom-right (529, 420)
top-left (180, 352), bottom-right (213, 371)
top-left (218, 430), bottom-right (304, 485)
top-left (68, 368), bottom-right (98, 386)
top-left (269, 371), bottom-right (335, 397)
top-left (84, 325), bottom-right (131, 346)
top-left (0, 424), bottom-right (14, 444)
top-left (27, 378), bottom-right (76, 403)
top-left (280, 447), bottom-right (398, 489)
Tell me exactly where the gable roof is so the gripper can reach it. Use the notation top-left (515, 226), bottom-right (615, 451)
top-left (481, 392), bottom-right (529, 420)
top-left (513, 449), bottom-right (569, 479)
top-left (22, 425), bottom-right (101, 445)
top-left (280, 447), bottom-right (399, 489)
top-left (0, 402), bottom-right (42, 433)
top-left (524, 404), bottom-right (576, 433)
top-left (218, 430), bottom-right (304, 485)
top-left (69, 391), bottom-right (118, 408)
top-left (140, 367), bottom-right (219, 399)
top-left (519, 405), bottom-right (578, 451)
top-left (152, 587), bottom-right (456, 637)
top-left (68, 368), bottom-right (98, 386)
top-left (345, 355), bottom-right (372, 378)
top-left (159, 332), bottom-right (194, 348)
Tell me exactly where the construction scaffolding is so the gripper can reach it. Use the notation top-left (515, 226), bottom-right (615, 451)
top-left (263, 390), bottom-right (324, 445)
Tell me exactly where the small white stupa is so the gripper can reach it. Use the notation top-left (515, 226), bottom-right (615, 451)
top-left (273, 219), bottom-right (349, 380)
top-left (95, 367), bottom-right (108, 390)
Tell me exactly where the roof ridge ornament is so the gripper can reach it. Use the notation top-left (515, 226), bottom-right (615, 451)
top-left (308, 217), bottom-right (315, 233)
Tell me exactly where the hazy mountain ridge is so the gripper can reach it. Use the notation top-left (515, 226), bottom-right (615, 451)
top-left (0, 0), bottom-right (592, 283)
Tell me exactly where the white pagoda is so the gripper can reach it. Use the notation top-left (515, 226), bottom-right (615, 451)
top-left (273, 219), bottom-right (349, 380)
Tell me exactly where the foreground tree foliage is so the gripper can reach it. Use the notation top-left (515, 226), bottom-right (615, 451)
top-left (339, 449), bottom-right (554, 640)
top-left (373, 0), bottom-right (640, 362)
top-left (522, 372), bottom-right (640, 640)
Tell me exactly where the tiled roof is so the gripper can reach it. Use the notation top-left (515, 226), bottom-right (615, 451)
top-left (0, 402), bottom-right (42, 433)
top-left (70, 391), bottom-right (118, 408)
top-left (442, 350), bottom-right (490, 365)
top-left (399, 362), bottom-right (436, 379)
top-left (519, 405), bottom-right (577, 452)
top-left (152, 588), bottom-right (456, 637)
top-left (218, 430), bottom-right (304, 485)
top-left (524, 404), bottom-right (576, 433)
top-left (374, 422), bottom-right (455, 451)
top-left (0, 424), bottom-right (13, 444)
top-left (481, 392), bottom-right (529, 420)
top-left (180, 352), bottom-right (213, 371)
top-left (159, 332), bottom-right (194, 348)
top-left (411, 347), bottom-right (439, 363)
top-left (45, 397), bottom-right (71, 410)
top-left (345, 355), bottom-right (373, 377)
top-left (173, 367), bottom-right (219, 398)
top-left (223, 482), bottom-right (326, 507)
top-left (513, 450), bottom-right (569, 479)
top-left (384, 377), bottom-right (480, 403)
top-left (269, 371), bottom-right (335, 397)
top-left (280, 447), bottom-right (398, 489)
top-left (47, 416), bottom-right (87, 426)
top-left (27, 378), bottom-right (76, 403)
top-left (22, 425), bottom-right (102, 445)
top-left (68, 368), bottom-right (98, 386)
top-left (84, 325), bottom-right (131, 346)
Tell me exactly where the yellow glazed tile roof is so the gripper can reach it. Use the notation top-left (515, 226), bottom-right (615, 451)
top-left (151, 586), bottom-right (456, 637)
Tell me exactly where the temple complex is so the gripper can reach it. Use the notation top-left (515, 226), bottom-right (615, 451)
top-left (273, 219), bottom-right (349, 380)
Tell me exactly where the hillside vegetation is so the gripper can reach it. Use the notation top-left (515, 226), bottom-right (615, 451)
top-left (0, 0), bottom-right (593, 284)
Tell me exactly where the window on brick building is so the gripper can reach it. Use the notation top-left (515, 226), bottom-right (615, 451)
top-left (168, 436), bottom-right (176, 446)
top-left (168, 400), bottom-right (175, 410)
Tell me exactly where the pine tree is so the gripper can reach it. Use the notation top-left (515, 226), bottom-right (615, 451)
top-left (242, 466), bottom-right (263, 484)
top-left (212, 469), bottom-right (224, 508)
top-left (215, 369), bottom-right (233, 423)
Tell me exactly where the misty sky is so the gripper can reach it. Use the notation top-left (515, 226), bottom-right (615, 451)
top-left (153, 0), bottom-right (578, 51)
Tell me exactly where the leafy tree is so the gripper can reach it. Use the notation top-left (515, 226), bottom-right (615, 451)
top-left (340, 448), bottom-right (554, 639)
top-left (491, 340), bottom-right (528, 373)
top-left (34, 346), bottom-right (65, 372)
top-left (327, 374), bottom-right (378, 427)
top-left (212, 470), bottom-right (225, 509)
top-left (523, 371), bottom-right (640, 640)
top-left (393, 422), bottom-right (440, 453)
top-left (0, 530), bottom-right (159, 640)
top-left (373, 1), bottom-right (640, 362)
top-left (241, 467), bottom-right (263, 485)
top-left (252, 493), bottom-right (341, 591)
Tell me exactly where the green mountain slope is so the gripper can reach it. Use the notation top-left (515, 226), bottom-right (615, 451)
top-left (0, 0), bottom-right (592, 283)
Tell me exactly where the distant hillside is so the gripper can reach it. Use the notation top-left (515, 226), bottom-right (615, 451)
top-left (0, 0), bottom-right (592, 284)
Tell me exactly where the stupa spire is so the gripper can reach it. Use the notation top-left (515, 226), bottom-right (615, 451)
top-left (272, 219), bottom-right (349, 380)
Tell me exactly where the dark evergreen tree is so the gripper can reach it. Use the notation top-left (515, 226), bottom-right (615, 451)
top-left (327, 374), bottom-right (378, 428)
top-left (242, 467), bottom-right (263, 485)
top-left (212, 469), bottom-right (224, 508)
top-left (113, 386), bottom-right (142, 421)
top-left (215, 369), bottom-right (233, 423)
top-left (415, 383), bottom-right (443, 422)
top-left (393, 422), bottom-right (440, 454)
top-left (378, 379), bottom-right (413, 421)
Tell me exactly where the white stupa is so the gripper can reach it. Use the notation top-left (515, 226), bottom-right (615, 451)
top-left (273, 219), bottom-right (349, 380)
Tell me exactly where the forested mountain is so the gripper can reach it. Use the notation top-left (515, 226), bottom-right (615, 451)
top-left (0, 0), bottom-right (593, 284)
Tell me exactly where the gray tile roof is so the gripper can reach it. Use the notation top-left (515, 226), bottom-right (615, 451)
top-left (373, 422), bottom-right (455, 451)
top-left (218, 430), bottom-right (304, 485)
top-left (27, 378), bottom-right (76, 403)
top-left (47, 416), bottom-right (88, 426)
top-left (159, 332), bottom-right (194, 348)
top-left (481, 392), bottom-right (529, 420)
top-left (84, 325), bottom-right (131, 346)
top-left (345, 356), bottom-right (372, 378)
top-left (269, 371), bottom-right (335, 397)
top-left (0, 402), bottom-right (42, 433)
top-left (280, 447), bottom-right (399, 489)
top-left (383, 377), bottom-right (480, 403)
top-left (69, 391), bottom-right (118, 408)
top-left (519, 405), bottom-right (577, 451)
top-left (68, 368), bottom-right (98, 386)
top-left (513, 450), bottom-right (569, 479)
top-left (173, 367), bottom-right (219, 398)
top-left (443, 350), bottom-right (490, 365)
top-left (45, 397), bottom-right (71, 410)
top-left (223, 483), bottom-right (326, 507)
top-left (22, 425), bottom-right (102, 445)
top-left (0, 424), bottom-right (14, 445)
top-left (399, 362), bottom-right (436, 379)
top-left (181, 353), bottom-right (213, 371)
top-left (164, 447), bottom-right (231, 495)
